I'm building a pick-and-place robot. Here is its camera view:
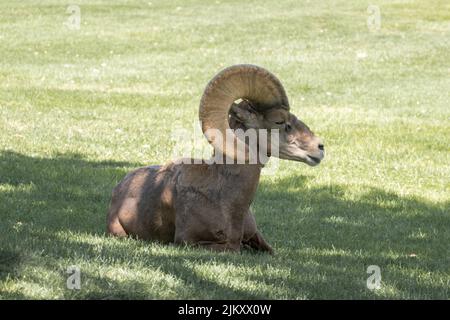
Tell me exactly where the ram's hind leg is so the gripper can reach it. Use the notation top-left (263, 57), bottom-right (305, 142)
top-left (107, 216), bottom-right (127, 237)
top-left (242, 210), bottom-right (273, 254)
top-left (107, 199), bottom-right (128, 237)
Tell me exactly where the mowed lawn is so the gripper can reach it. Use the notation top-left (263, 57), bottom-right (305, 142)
top-left (0, 0), bottom-right (449, 299)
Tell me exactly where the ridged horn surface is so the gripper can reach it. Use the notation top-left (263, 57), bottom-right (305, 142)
top-left (199, 64), bottom-right (289, 160)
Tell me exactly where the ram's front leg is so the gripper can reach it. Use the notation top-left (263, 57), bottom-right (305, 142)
top-left (173, 204), bottom-right (242, 252)
top-left (194, 240), bottom-right (241, 252)
top-left (242, 210), bottom-right (273, 254)
top-left (174, 233), bottom-right (241, 252)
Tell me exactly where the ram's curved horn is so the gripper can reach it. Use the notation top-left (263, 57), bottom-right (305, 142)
top-left (199, 64), bottom-right (289, 161)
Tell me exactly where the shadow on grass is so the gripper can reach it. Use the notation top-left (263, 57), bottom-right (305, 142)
top-left (0, 151), bottom-right (448, 299)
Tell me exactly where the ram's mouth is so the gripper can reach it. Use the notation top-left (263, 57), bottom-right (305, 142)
top-left (306, 155), bottom-right (321, 165)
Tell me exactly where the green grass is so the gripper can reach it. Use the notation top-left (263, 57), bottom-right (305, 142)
top-left (0, 0), bottom-right (449, 299)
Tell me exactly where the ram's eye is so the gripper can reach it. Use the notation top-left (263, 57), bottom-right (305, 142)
top-left (285, 123), bottom-right (292, 132)
top-left (275, 121), bottom-right (285, 125)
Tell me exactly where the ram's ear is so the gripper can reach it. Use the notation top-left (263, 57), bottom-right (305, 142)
top-left (229, 100), bottom-right (262, 128)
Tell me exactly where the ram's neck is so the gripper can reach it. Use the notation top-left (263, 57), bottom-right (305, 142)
top-left (218, 163), bottom-right (263, 203)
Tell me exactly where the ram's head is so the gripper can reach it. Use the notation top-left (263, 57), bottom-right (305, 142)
top-left (199, 64), bottom-right (324, 166)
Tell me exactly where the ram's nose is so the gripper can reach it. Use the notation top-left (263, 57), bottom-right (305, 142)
top-left (314, 139), bottom-right (325, 161)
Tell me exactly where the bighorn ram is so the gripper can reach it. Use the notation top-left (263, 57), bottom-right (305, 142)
top-left (107, 64), bottom-right (324, 253)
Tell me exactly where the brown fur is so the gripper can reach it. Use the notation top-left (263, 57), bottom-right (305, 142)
top-left (107, 161), bottom-right (272, 252)
top-left (107, 100), bottom-right (323, 253)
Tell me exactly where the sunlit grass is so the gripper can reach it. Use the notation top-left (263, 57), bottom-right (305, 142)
top-left (0, 0), bottom-right (449, 299)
